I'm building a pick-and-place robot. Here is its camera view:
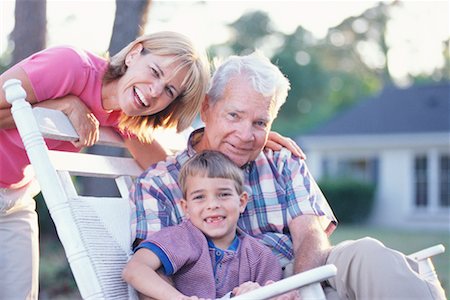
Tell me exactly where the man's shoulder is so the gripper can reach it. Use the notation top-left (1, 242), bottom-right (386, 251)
top-left (137, 150), bottom-right (188, 183)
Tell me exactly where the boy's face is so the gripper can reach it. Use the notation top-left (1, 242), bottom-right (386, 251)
top-left (181, 175), bottom-right (248, 250)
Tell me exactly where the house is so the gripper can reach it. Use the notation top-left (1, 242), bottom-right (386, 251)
top-left (297, 83), bottom-right (450, 231)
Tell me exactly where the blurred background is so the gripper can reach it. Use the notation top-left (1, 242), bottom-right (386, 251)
top-left (1, 0), bottom-right (449, 299)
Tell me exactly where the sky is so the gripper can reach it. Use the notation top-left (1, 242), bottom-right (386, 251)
top-left (1, 0), bottom-right (449, 84)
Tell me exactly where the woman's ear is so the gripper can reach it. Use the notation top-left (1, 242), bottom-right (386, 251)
top-left (125, 43), bottom-right (144, 66)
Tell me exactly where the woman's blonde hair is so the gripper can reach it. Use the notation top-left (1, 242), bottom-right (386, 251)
top-left (104, 31), bottom-right (210, 143)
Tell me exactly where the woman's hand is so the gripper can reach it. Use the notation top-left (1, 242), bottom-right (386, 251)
top-left (266, 131), bottom-right (306, 159)
top-left (35, 95), bottom-right (100, 148)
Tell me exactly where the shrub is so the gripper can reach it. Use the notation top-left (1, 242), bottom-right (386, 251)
top-left (319, 178), bottom-right (376, 224)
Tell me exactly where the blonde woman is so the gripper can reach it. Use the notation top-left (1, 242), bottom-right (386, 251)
top-left (0, 31), bottom-right (210, 300)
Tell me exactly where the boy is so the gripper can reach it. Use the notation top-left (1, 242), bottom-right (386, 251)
top-left (123, 150), bottom-right (282, 299)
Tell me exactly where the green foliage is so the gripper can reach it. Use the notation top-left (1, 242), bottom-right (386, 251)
top-left (319, 178), bottom-right (376, 224)
top-left (208, 2), bottom-right (450, 136)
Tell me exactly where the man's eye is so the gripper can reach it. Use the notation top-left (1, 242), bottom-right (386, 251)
top-left (255, 121), bottom-right (267, 128)
top-left (228, 112), bottom-right (238, 119)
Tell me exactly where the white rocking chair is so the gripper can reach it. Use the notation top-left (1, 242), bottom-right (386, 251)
top-left (4, 79), bottom-right (445, 300)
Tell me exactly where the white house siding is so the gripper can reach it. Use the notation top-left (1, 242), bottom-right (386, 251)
top-left (299, 133), bottom-right (450, 231)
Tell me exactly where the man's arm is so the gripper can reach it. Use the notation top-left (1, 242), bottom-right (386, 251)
top-left (288, 215), bottom-right (332, 274)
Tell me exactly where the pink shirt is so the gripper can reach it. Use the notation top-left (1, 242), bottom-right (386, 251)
top-left (0, 46), bottom-right (123, 188)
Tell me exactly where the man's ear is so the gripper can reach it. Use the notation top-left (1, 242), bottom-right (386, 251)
top-left (200, 95), bottom-right (211, 123)
top-left (180, 199), bottom-right (190, 218)
top-left (239, 192), bottom-right (248, 213)
top-left (125, 43), bottom-right (143, 66)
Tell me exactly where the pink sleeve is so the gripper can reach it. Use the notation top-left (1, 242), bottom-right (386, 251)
top-left (18, 46), bottom-right (90, 102)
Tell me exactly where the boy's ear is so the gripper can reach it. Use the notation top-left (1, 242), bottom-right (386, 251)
top-left (180, 199), bottom-right (190, 218)
top-left (125, 43), bottom-right (143, 66)
top-left (239, 192), bottom-right (248, 213)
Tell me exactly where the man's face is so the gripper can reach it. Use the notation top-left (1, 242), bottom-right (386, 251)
top-left (199, 75), bottom-right (273, 167)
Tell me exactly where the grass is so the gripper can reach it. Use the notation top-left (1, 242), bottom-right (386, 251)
top-left (38, 224), bottom-right (449, 299)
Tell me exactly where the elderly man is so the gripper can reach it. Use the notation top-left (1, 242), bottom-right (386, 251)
top-left (131, 52), bottom-right (446, 299)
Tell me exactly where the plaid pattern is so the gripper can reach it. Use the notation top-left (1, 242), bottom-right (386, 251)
top-left (131, 128), bottom-right (337, 262)
top-left (136, 220), bottom-right (282, 298)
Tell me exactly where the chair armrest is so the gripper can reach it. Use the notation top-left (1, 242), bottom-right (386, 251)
top-left (231, 264), bottom-right (337, 300)
top-left (33, 107), bottom-right (125, 147)
top-left (408, 244), bottom-right (445, 261)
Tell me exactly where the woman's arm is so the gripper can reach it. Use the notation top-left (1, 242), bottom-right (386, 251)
top-left (124, 138), bottom-right (171, 170)
top-left (122, 248), bottom-right (186, 300)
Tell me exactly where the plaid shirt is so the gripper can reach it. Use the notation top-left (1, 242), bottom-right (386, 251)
top-left (131, 128), bottom-right (337, 262)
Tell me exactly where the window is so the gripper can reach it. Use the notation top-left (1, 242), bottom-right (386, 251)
top-left (440, 155), bottom-right (450, 207)
top-left (414, 156), bottom-right (428, 207)
top-left (336, 158), bottom-right (378, 183)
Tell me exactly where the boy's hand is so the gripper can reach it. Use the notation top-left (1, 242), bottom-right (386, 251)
top-left (231, 281), bottom-right (262, 296)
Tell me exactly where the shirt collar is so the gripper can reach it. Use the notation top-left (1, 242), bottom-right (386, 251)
top-left (207, 235), bottom-right (240, 252)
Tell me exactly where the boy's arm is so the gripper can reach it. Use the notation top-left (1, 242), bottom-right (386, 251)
top-left (122, 248), bottom-right (185, 300)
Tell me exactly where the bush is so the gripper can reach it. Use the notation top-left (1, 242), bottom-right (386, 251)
top-left (319, 178), bottom-right (376, 224)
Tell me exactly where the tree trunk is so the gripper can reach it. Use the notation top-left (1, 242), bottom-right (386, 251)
top-left (10, 0), bottom-right (47, 65)
top-left (108, 0), bottom-right (152, 55)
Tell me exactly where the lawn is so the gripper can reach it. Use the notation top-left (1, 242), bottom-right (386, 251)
top-left (38, 224), bottom-right (449, 299)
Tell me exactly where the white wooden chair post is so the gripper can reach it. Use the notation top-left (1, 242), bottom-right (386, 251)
top-left (408, 244), bottom-right (445, 282)
top-left (4, 79), bottom-right (140, 300)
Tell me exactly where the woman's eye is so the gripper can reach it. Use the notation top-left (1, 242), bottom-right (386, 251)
top-left (165, 87), bottom-right (174, 98)
top-left (151, 67), bottom-right (160, 78)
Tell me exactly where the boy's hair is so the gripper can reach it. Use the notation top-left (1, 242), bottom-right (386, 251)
top-left (179, 150), bottom-right (244, 198)
top-left (104, 31), bottom-right (210, 142)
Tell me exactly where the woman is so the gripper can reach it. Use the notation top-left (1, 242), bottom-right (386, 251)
top-left (0, 31), bottom-right (210, 300)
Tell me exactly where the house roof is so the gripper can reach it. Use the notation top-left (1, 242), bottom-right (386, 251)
top-left (306, 83), bottom-right (450, 136)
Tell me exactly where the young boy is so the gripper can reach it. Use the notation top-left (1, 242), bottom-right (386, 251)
top-left (123, 150), bottom-right (282, 299)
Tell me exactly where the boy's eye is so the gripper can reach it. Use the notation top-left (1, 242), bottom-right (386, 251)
top-left (192, 194), bottom-right (204, 201)
top-left (219, 192), bottom-right (232, 198)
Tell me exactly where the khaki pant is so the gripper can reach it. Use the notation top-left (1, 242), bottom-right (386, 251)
top-left (283, 237), bottom-right (446, 300)
top-left (0, 180), bottom-right (40, 300)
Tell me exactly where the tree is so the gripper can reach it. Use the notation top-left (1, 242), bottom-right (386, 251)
top-left (108, 0), bottom-right (152, 55)
top-left (10, 0), bottom-right (47, 65)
